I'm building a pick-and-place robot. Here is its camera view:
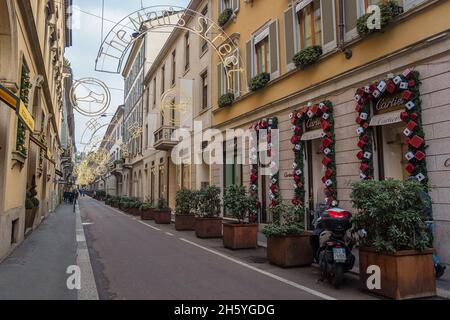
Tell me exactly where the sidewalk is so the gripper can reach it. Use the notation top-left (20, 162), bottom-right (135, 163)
top-left (258, 232), bottom-right (449, 299)
top-left (0, 204), bottom-right (78, 300)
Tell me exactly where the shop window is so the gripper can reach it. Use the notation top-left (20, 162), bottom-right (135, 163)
top-left (200, 6), bottom-right (209, 54)
top-left (201, 70), bottom-right (208, 110)
top-left (223, 139), bottom-right (243, 190)
top-left (171, 50), bottom-right (176, 86)
top-left (161, 65), bottom-right (165, 94)
top-left (218, 50), bottom-right (241, 97)
top-left (220, 0), bottom-right (239, 12)
top-left (184, 32), bottom-right (190, 70)
top-left (255, 36), bottom-right (270, 74)
top-left (296, 0), bottom-right (322, 49)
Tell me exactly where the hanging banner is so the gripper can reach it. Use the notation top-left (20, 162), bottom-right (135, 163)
top-left (0, 84), bottom-right (20, 110)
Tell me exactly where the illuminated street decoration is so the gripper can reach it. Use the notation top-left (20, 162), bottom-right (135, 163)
top-left (95, 5), bottom-right (244, 94)
top-left (70, 77), bottom-right (111, 117)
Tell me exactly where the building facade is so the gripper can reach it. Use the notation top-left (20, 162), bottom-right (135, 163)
top-left (211, 0), bottom-right (450, 263)
top-left (0, 0), bottom-right (72, 260)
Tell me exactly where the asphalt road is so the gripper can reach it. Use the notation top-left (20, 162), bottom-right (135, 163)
top-left (79, 197), bottom-right (377, 300)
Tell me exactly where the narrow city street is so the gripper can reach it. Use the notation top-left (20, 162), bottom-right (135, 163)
top-left (79, 197), bottom-right (376, 300)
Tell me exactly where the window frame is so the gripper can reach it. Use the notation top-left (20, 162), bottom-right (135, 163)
top-left (184, 32), bottom-right (190, 71)
top-left (201, 70), bottom-right (209, 110)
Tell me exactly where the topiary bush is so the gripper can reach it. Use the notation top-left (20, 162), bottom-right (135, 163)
top-left (293, 45), bottom-right (323, 69)
top-left (357, 0), bottom-right (403, 37)
top-left (218, 8), bottom-right (233, 27)
top-left (350, 179), bottom-right (431, 253)
top-left (157, 197), bottom-right (170, 211)
top-left (218, 92), bottom-right (235, 108)
top-left (175, 189), bottom-right (196, 216)
top-left (223, 185), bottom-right (253, 224)
top-left (249, 72), bottom-right (270, 92)
top-left (263, 203), bottom-right (305, 237)
top-left (197, 186), bottom-right (222, 218)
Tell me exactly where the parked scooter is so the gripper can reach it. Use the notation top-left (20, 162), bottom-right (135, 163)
top-left (311, 206), bottom-right (355, 288)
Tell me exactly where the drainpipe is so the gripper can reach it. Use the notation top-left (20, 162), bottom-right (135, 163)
top-left (338, 0), bottom-right (353, 60)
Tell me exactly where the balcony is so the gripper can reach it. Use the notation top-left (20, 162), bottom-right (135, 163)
top-left (110, 160), bottom-right (124, 176)
top-left (154, 126), bottom-right (178, 151)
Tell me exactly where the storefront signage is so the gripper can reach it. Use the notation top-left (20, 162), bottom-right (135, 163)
top-left (0, 84), bottom-right (19, 110)
top-left (305, 117), bottom-right (322, 132)
top-left (17, 101), bottom-right (35, 132)
top-left (374, 93), bottom-right (405, 115)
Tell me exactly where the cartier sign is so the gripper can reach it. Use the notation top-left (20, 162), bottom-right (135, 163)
top-left (374, 93), bottom-right (406, 115)
top-left (305, 117), bottom-right (322, 132)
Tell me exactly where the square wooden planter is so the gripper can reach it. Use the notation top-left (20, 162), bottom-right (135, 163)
top-left (141, 209), bottom-right (155, 220)
top-left (195, 217), bottom-right (223, 238)
top-left (359, 248), bottom-right (436, 300)
top-left (175, 215), bottom-right (195, 231)
top-left (223, 223), bottom-right (258, 250)
top-left (267, 234), bottom-right (313, 268)
top-left (154, 209), bottom-right (172, 224)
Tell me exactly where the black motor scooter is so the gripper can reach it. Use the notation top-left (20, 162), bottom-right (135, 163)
top-left (311, 207), bottom-right (355, 288)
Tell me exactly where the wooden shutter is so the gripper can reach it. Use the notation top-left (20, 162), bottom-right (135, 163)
top-left (217, 63), bottom-right (223, 97)
top-left (344, 0), bottom-right (358, 41)
top-left (269, 20), bottom-right (280, 79)
top-left (233, 0), bottom-right (240, 12)
top-left (284, 7), bottom-right (296, 72)
top-left (321, 0), bottom-right (337, 53)
top-left (245, 39), bottom-right (253, 90)
top-left (234, 50), bottom-right (241, 97)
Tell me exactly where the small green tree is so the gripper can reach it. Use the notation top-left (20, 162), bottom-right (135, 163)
top-left (350, 179), bottom-right (431, 253)
top-left (263, 203), bottom-right (305, 237)
top-left (223, 185), bottom-right (253, 224)
top-left (197, 186), bottom-right (221, 218)
top-left (175, 189), bottom-right (195, 215)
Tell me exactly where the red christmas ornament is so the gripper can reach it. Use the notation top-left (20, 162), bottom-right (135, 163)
top-left (362, 135), bottom-right (369, 142)
top-left (271, 200), bottom-right (279, 207)
top-left (270, 185), bottom-right (278, 194)
top-left (251, 174), bottom-right (258, 183)
top-left (321, 105), bottom-right (329, 113)
top-left (322, 176), bottom-right (328, 184)
top-left (357, 151), bottom-right (364, 160)
top-left (292, 199), bottom-right (301, 206)
top-left (360, 163), bottom-right (370, 172)
top-left (294, 127), bottom-right (302, 134)
top-left (356, 116), bottom-right (363, 125)
top-left (370, 84), bottom-right (377, 93)
top-left (291, 136), bottom-right (299, 145)
top-left (404, 138), bottom-right (411, 145)
top-left (409, 135), bottom-right (424, 149)
top-left (297, 182), bottom-right (303, 189)
top-left (387, 80), bottom-right (396, 94)
top-left (322, 137), bottom-right (332, 148)
top-left (400, 112), bottom-right (409, 122)
top-left (261, 120), bottom-right (268, 128)
top-left (358, 140), bottom-right (367, 149)
top-left (291, 117), bottom-right (297, 125)
top-left (410, 113), bottom-right (418, 120)
top-left (325, 169), bottom-right (333, 178)
top-left (322, 157), bottom-right (332, 166)
top-left (403, 90), bottom-right (413, 100)
top-left (408, 80), bottom-right (416, 87)
top-left (415, 151), bottom-right (426, 161)
top-left (406, 163), bottom-right (416, 174)
top-left (363, 123), bottom-right (370, 129)
top-left (355, 105), bottom-right (363, 113)
top-left (294, 175), bottom-right (301, 182)
top-left (311, 105), bottom-right (319, 115)
top-left (407, 121), bottom-right (418, 131)
top-left (322, 121), bottom-right (330, 132)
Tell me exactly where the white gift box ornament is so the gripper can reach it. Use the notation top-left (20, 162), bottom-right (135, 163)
top-left (307, 102), bottom-right (313, 107)
top-left (393, 76), bottom-right (402, 85)
top-left (400, 82), bottom-right (408, 90)
top-left (289, 113), bottom-right (294, 119)
top-left (322, 113), bottom-right (330, 120)
top-left (403, 68), bottom-right (412, 78)
top-left (403, 128), bottom-right (413, 137)
top-left (295, 144), bottom-right (302, 151)
top-left (364, 86), bottom-right (371, 93)
top-left (295, 169), bottom-right (302, 176)
top-left (321, 132), bottom-right (327, 138)
top-left (405, 152), bottom-right (415, 161)
top-left (360, 112), bottom-right (368, 121)
top-left (268, 119), bottom-right (273, 125)
top-left (355, 94), bottom-right (361, 103)
top-left (307, 110), bottom-right (315, 118)
top-left (373, 90), bottom-right (381, 98)
top-left (357, 127), bottom-right (365, 135)
top-left (360, 173), bottom-right (367, 179)
top-left (292, 163), bottom-right (297, 169)
top-left (272, 178), bottom-right (277, 184)
top-left (319, 103), bottom-right (326, 110)
top-left (406, 101), bottom-right (416, 110)
top-left (416, 173), bottom-right (426, 182)
top-left (325, 179), bottom-right (333, 187)
top-left (377, 81), bottom-right (387, 93)
top-left (364, 152), bottom-right (372, 160)
top-left (324, 148), bottom-right (331, 155)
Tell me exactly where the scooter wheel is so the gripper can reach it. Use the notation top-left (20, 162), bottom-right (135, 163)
top-left (332, 264), bottom-right (345, 289)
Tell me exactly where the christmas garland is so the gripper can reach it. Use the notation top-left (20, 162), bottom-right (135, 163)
top-left (290, 100), bottom-right (337, 206)
top-left (355, 69), bottom-right (428, 183)
top-left (16, 66), bottom-right (31, 156)
top-left (249, 117), bottom-right (280, 222)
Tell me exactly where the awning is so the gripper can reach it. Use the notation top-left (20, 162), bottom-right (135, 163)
top-left (301, 129), bottom-right (323, 141)
top-left (296, 0), bottom-right (313, 12)
top-left (370, 110), bottom-right (403, 127)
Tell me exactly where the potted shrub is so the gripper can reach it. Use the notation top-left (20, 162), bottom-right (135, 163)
top-left (357, 0), bottom-right (403, 37)
top-left (263, 203), bottom-right (313, 267)
top-left (293, 45), bottom-right (323, 69)
top-left (105, 195), bottom-right (112, 206)
top-left (195, 186), bottom-right (223, 238)
top-left (154, 198), bottom-right (172, 224)
top-left (222, 185), bottom-right (258, 250)
top-left (249, 72), bottom-right (270, 92)
top-left (25, 176), bottom-right (39, 231)
top-left (218, 92), bottom-right (235, 108)
top-left (111, 196), bottom-right (120, 208)
top-left (132, 200), bottom-right (143, 216)
top-left (218, 8), bottom-right (233, 27)
top-left (175, 189), bottom-right (197, 231)
top-left (140, 202), bottom-right (155, 220)
top-left (350, 179), bottom-right (436, 300)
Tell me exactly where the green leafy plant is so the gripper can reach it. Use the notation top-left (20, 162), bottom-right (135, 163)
top-left (16, 64), bottom-right (31, 156)
top-left (140, 202), bottom-right (155, 211)
top-left (249, 72), bottom-right (270, 92)
top-left (218, 8), bottom-right (233, 27)
top-left (25, 176), bottom-right (39, 210)
top-left (223, 185), bottom-right (253, 224)
top-left (293, 45), bottom-right (323, 69)
top-left (218, 92), bottom-right (235, 108)
top-left (357, 0), bottom-right (403, 37)
top-left (175, 189), bottom-right (196, 216)
top-left (263, 203), bottom-right (305, 237)
top-left (350, 179), bottom-right (431, 253)
top-left (157, 197), bottom-right (170, 211)
top-left (197, 186), bottom-right (221, 218)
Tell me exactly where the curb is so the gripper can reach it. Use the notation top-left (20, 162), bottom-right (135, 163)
top-left (75, 203), bottom-right (99, 300)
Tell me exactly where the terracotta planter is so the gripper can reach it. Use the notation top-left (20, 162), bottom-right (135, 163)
top-left (154, 209), bottom-right (172, 224)
top-left (141, 208), bottom-right (155, 220)
top-left (195, 217), bottom-right (223, 238)
top-left (359, 248), bottom-right (436, 300)
top-left (132, 208), bottom-right (141, 216)
top-left (223, 223), bottom-right (258, 250)
top-left (175, 214), bottom-right (195, 231)
top-left (267, 234), bottom-right (313, 268)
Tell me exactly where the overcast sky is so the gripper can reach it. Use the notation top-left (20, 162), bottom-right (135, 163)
top-left (65, 0), bottom-right (189, 152)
